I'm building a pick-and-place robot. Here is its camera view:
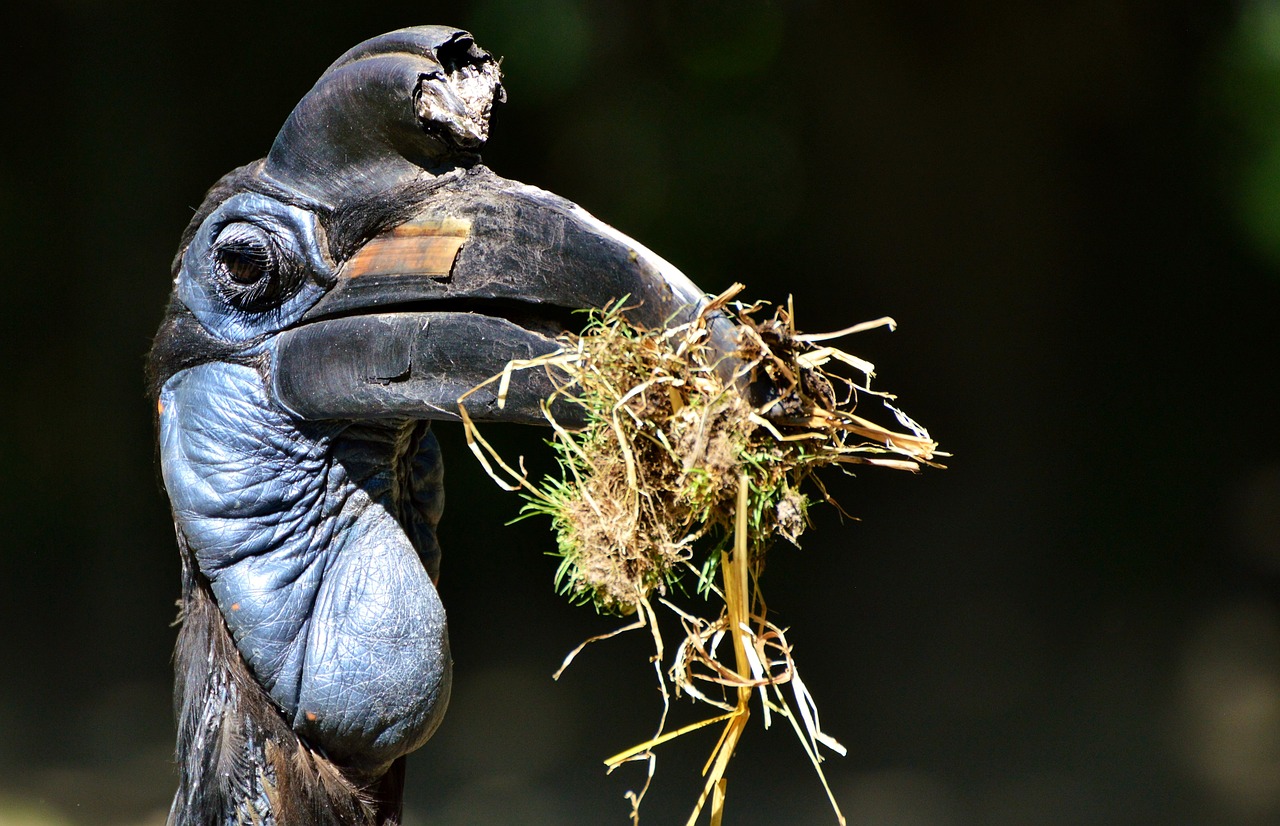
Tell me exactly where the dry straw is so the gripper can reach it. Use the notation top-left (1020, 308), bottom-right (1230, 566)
top-left (460, 283), bottom-right (942, 824)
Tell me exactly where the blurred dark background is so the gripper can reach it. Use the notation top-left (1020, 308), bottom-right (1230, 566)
top-left (2, 1), bottom-right (1278, 824)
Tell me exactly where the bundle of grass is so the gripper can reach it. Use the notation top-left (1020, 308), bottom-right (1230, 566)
top-left (460, 283), bottom-right (941, 825)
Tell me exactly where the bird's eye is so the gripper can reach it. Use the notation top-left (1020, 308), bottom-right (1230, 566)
top-left (214, 224), bottom-right (274, 283)
top-left (210, 223), bottom-right (298, 311)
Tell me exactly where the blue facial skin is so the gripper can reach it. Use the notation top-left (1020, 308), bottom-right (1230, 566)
top-left (160, 193), bottom-right (451, 774)
top-left (175, 192), bottom-right (334, 343)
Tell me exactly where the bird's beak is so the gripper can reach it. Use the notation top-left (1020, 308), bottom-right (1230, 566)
top-left (269, 172), bottom-right (737, 425)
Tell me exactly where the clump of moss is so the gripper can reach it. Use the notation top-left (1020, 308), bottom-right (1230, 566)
top-left (525, 321), bottom-right (754, 614)
top-left (461, 283), bottom-right (941, 824)
top-left (482, 285), bottom-right (937, 615)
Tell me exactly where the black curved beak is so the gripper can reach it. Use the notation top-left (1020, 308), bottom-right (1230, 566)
top-left (269, 170), bottom-right (736, 426)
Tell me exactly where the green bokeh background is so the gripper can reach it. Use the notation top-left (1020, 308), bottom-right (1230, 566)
top-left (1, 2), bottom-right (1278, 824)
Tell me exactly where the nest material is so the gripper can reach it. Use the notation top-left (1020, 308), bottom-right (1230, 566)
top-left (460, 283), bottom-right (941, 825)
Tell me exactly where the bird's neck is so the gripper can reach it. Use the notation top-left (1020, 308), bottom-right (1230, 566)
top-left (168, 574), bottom-right (404, 825)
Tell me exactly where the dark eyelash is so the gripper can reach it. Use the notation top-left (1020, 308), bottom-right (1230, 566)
top-left (211, 224), bottom-right (289, 311)
top-left (219, 239), bottom-right (275, 284)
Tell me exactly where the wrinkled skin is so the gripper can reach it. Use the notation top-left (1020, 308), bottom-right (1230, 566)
top-left (160, 362), bottom-right (449, 772)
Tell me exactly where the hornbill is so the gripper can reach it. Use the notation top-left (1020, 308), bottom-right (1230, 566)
top-left (149, 26), bottom-right (735, 825)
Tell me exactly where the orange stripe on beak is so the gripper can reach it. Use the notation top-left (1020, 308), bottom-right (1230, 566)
top-left (344, 217), bottom-right (472, 279)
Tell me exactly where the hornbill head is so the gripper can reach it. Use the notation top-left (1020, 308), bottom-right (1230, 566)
top-left (150, 26), bottom-right (730, 825)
